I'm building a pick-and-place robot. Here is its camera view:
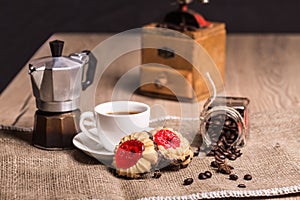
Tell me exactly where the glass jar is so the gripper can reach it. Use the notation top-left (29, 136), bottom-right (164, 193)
top-left (200, 96), bottom-right (250, 148)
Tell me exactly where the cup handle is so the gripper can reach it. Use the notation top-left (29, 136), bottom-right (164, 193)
top-left (79, 111), bottom-right (99, 142)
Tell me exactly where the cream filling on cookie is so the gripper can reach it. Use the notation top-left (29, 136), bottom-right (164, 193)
top-left (113, 131), bottom-right (158, 178)
top-left (153, 128), bottom-right (194, 164)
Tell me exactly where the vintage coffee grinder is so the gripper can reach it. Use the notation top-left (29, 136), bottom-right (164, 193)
top-left (140, 0), bottom-right (226, 101)
top-left (29, 40), bottom-right (96, 150)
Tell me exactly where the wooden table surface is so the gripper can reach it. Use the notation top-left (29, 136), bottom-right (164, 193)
top-left (1, 33), bottom-right (299, 128)
top-left (0, 33), bottom-right (299, 199)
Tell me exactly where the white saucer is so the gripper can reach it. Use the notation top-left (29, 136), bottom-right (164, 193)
top-left (73, 128), bottom-right (114, 165)
top-left (73, 127), bottom-right (154, 165)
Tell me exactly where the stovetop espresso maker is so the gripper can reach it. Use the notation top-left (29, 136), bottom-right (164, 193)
top-left (29, 40), bottom-right (96, 150)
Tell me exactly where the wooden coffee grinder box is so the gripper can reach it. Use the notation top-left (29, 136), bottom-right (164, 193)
top-left (139, 1), bottom-right (226, 101)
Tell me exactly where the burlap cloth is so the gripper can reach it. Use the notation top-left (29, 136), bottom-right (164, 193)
top-left (0, 110), bottom-right (299, 200)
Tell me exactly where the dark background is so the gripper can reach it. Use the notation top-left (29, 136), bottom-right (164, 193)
top-left (1, 0), bottom-right (300, 93)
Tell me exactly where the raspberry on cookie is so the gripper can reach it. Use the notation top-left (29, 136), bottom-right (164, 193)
top-left (151, 128), bottom-right (193, 168)
top-left (112, 131), bottom-right (158, 178)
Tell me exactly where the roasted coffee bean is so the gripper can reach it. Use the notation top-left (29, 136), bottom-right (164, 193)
top-left (152, 170), bottom-right (162, 179)
top-left (228, 165), bottom-right (234, 170)
top-left (215, 156), bottom-right (225, 163)
top-left (212, 145), bottom-right (218, 151)
top-left (226, 150), bottom-right (232, 156)
top-left (216, 148), bottom-right (226, 156)
top-left (227, 139), bottom-right (234, 144)
top-left (211, 143), bottom-right (218, 148)
top-left (244, 174), bottom-right (252, 181)
top-left (210, 161), bottom-right (218, 168)
top-left (222, 138), bottom-right (231, 147)
top-left (221, 135), bottom-right (227, 141)
top-left (215, 159), bottom-right (224, 165)
top-left (237, 184), bottom-right (246, 188)
top-left (218, 133), bottom-right (226, 141)
top-left (223, 151), bottom-right (229, 156)
top-left (219, 144), bottom-right (227, 152)
top-left (228, 154), bottom-right (237, 161)
top-left (183, 178), bottom-right (193, 185)
top-left (215, 154), bottom-right (226, 164)
top-left (222, 126), bottom-right (231, 131)
top-left (218, 168), bottom-right (231, 174)
top-left (198, 173), bottom-right (207, 180)
top-left (225, 131), bottom-right (231, 137)
top-left (206, 150), bottom-right (215, 157)
top-left (216, 156), bottom-right (225, 163)
top-left (236, 152), bottom-right (243, 157)
top-left (214, 149), bottom-right (223, 156)
top-left (229, 174), bottom-right (238, 180)
top-left (193, 151), bottom-right (199, 157)
top-left (217, 164), bottom-right (232, 174)
top-left (230, 133), bottom-right (237, 140)
top-left (204, 171), bottom-right (212, 178)
top-left (218, 154), bottom-right (226, 160)
top-left (217, 140), bottom-right (224, 147)
top-left (231, 122), bottom-right (237, 128)
top-left (225, 120), bottom-right (231, 126)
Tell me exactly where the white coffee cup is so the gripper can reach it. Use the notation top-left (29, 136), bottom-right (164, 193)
top-left (80, 101), bottom-right (150, 152)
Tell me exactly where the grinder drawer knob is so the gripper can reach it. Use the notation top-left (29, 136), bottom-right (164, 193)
top-left (154, 73), bottom-right (168, 89)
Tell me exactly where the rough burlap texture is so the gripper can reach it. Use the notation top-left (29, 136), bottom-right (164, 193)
top-left (0, 110), bottom-right (299, 200)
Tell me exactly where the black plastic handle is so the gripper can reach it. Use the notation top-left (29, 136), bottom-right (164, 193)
top-left (81, 50), bottom-right (97, 91)
top-left (49, 40), bottom-right (64, 57)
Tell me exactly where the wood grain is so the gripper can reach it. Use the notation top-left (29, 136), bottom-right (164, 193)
top-left (225, 34), bottom-right (300, 113)
top-left (0, 33), bottom-right (300, 129)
